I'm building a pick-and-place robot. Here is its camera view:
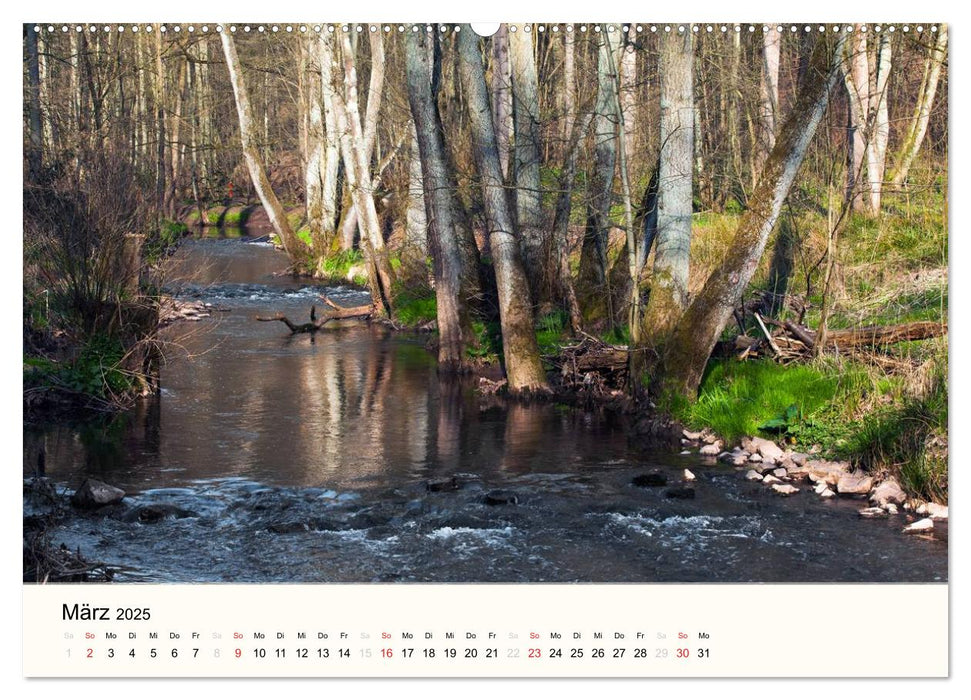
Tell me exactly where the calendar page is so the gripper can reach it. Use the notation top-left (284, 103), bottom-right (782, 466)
top-left (20, 1), bottom-right (951, 684)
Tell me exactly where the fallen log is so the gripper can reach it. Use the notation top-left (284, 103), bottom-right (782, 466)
top-left (256, 297), bottom-right (375, 334)
top-left (786, 320), bottom-right (946, 349)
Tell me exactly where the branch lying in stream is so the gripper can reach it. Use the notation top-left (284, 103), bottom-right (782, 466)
top-left (255, 296), bottom-right (375, 334)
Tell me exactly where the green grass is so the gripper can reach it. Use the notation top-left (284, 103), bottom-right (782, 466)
top-left (316, 249), bottom-right (364, 283)
top-left (838, 361), bottom-right (948, 502)
top-left (394, 292), bottom-right (437, 326)
top-left (671, 359), bottom-right (847, 445)
top-left (536, 310), bottom-right (569, 355)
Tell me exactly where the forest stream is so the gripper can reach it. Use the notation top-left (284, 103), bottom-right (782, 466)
top-left (23, 234), bottom-right (948, 583)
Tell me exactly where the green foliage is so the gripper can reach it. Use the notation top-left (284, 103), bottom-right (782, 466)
top-left (26, 334), bottom-right (134, 400)
top-left (838, 362), bottom-right (948, 502)
top-left (535, 310), bottom-right (569, 355)
top-left (394, 292), bottom-right (437, 326)
top-left (467, 320), bottom-right (503, 361)
top-left (318, 249), bottom-right (364, 282)
top-left (671, 359), bottom-right (853, 444)
top-left (601, 325), bottom-right (631, 346)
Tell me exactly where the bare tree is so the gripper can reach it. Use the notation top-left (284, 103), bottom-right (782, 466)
top-left (508, 25), bottom-right (544, 299)
top-left (491, 25), bottom-right (513, 180)
top-left (661, 32), bottom-right (847, 398)
top-left (891, 25), bottom-right (948, 187)
top-left (333, 30), bottom-right (395, 315)
top-left (641, 28), bottom-right (694, 340)
top-left (457, 27), bottom-right (549, 394)
top-left (405, 28), bottom-right (471, 370)
top-left (220, 28), bottom-right (310, 260)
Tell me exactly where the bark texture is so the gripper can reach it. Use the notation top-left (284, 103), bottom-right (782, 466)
top-left (661, 32), bottom-right (847, 398)
top-left (220, 29), bottom-right (310, 260)
top-left (457, 27), bottom-right (549, 394)
top-left (405, 30), bottom-right (470, 370)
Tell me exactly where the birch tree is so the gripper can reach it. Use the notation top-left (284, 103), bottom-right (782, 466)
top-left (755, 28), bottom-right (781, 182)
top-left (890, 25), bottom-right (947, 187)
top-left (331, 29), bottom-right (395, 315)
top-left (457, 26), bottom-right (549, 394)
top-left (220, 28), bottom-right (311, 261)
top-left (641, 27), bottom-right (693, 340)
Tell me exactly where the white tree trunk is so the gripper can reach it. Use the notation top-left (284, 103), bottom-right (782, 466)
top-left (755, 28), bottom-right (781, 182)
top-left (336, 30), bottom-right (394, 314)
top-left (650, 28), bottom-right (694, 325)
top-left (843, 28), bottom-right (870, 211)
top-left (868, 33), bottom-right (892, 212)
top-left (491, 25), bottom-right (513, 180)
top-left (220, 29), bottom-right (309, 259)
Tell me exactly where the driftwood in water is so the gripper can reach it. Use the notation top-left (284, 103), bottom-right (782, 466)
top-left (256, 296), bottom-right (374, 334)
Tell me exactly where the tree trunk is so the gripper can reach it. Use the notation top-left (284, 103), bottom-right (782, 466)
top-left (491, 25), bottom-right (513, 180)
top-left (642, 28), bottom-right (693, 341)
top-left (562, 27), bottom-right (576, 145)
top-left (25, 25), bottom-right (42, 179)
top-left (318, 32), bottom-right (342, 252)
top-left (620, 36), bottom-right (637, 176)
top-left (577, 28), bottom-right (621, 321)
top-left (755, 28), bottom-right (781, 182)
top-left (403, 121), bottom-right (429, 268)
top-left (220, 29), bottom-right (310, 261)
top-left (335, 30), bottom-right (395, 315)
top-left (405, 30), bottom-right (471, 370)
top-left (457, 27), bottom-right (549, 394)
top-left (868, 32), bottom-right (892, 213)
top-left (508, 25), bottom-right (544, 302)
top-left (661, 32), bottom-right (847, 399)
top-left (890, 26), bottom-right (947, 187)
top-left (844, 29), bottom-right (870, 212)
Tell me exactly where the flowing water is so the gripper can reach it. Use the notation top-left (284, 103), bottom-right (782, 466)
top-left (24, 235), bottom-right (948, 583)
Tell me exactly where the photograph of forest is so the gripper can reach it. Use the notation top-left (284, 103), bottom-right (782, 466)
top-left (23, 23), bottom-right (948, 583)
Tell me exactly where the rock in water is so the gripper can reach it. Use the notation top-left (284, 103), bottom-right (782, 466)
top-left (771, 484), bottom-right (799, 496)
top-left (869, 479), bottom-right (907, 507)
top-left (483, 490), bottom-right (519, 506)
top-left (632, 473), bottom-right (667, 488)
top-left (665, 486), bottom-right (696, 500)
top-left (682, 469), bottom-right (697, 482)
top-left (745, 470), bottom-right (763, 481)
top-left (743, 436), bottom-right (784, 461)
top-left (426, 477), bottom-right (460, 493)
top-left (819, 488), bottom-right (836, 499)
top-left (762, 474), bottom-right (782, 486)
top-left (858, 507), bottom-right (887, 519)
top-left (699, 443), bottom-right (721, 456)
top-left (903, 518), bottom-right (934, 534)
top-left (837, 472), bottom-right (873, 496)
top-left (71, 479), bottom-right (125, 509)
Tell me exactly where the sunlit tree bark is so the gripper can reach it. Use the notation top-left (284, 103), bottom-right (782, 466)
top-left (661, 32), bottom-right (847, 399)
top-left (457, 27), bottom-right (549, 394)
top-left (405, 29), bottom-right (471, 370)
top-left (890, 25), bottom-right (947, 187)
top-left (220, 28), bottom-right (311, 260)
